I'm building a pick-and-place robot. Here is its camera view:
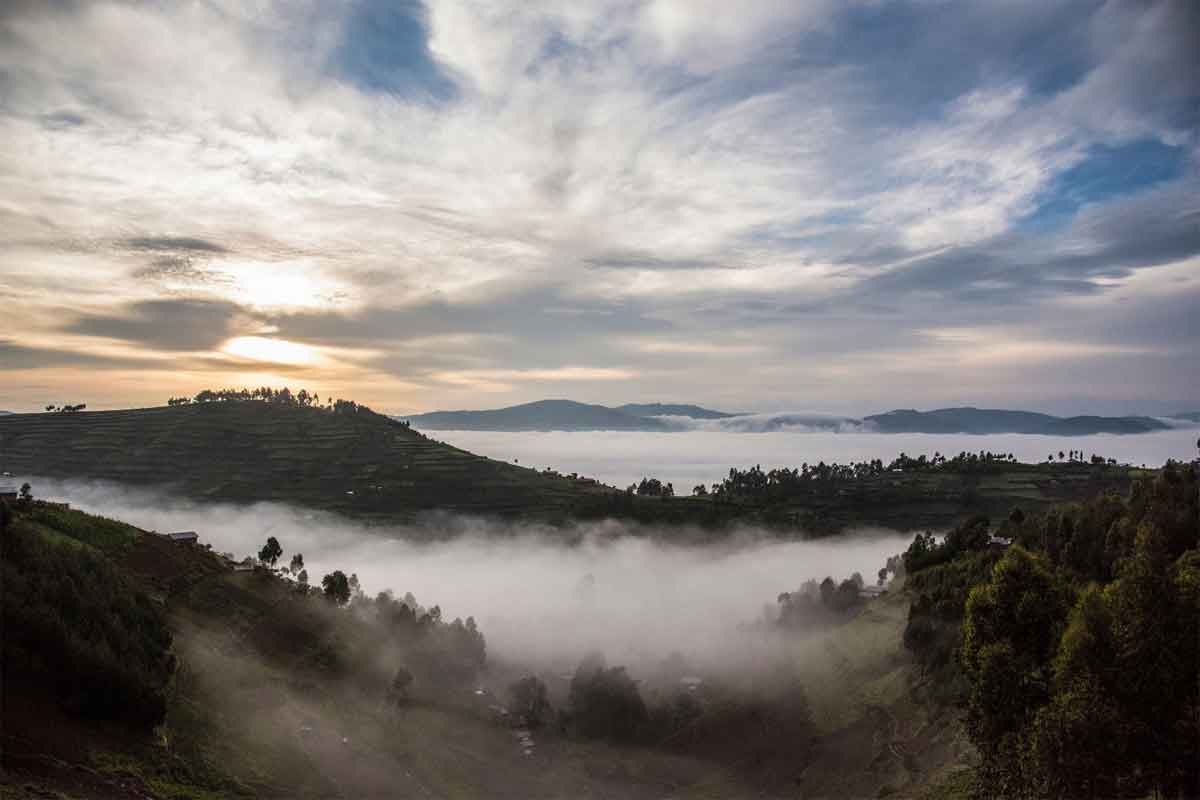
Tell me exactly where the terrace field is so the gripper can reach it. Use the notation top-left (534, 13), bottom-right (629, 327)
top-left (0, 402), bottom-right (616, 523)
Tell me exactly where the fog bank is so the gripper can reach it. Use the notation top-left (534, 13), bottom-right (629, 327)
top-left (25, 477), bottom-right (910, 671)
top-left (432, 427), bottom-right (1200, 491)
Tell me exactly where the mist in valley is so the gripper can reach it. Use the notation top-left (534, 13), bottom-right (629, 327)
top-left (432, 427), bottom-right (1200, 492)
top-left (27, 476), bottom-right (910, 677)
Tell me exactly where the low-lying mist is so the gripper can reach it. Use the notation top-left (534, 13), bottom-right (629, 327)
top-left (28, 476), bottom-right (911, 675)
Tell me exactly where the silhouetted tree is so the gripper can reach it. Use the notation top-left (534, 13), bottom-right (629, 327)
top-left (258, 536), bottom-right (282, 568)
top-left (322, 570), bottom-right (351, 605)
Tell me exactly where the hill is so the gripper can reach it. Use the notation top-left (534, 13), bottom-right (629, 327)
top-left (2, 502), bottom-right (760, 799)
top-left (865, 406), bottom-right (1169, 435)
top-left (614, 403), bottom-right (737, 420)
top-left (403, 400), bottom-right (1175, 435)
top-left (401, 399), bottom-right (738, 431)
top-left (402, 399), bottom-right (673, 431)
top-left (1170, 411), bottom-right (1200, 423)
top-left (0, 402), bottom-right (617, 521)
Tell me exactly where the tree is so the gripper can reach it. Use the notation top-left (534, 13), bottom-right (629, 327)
top-left (322, 570), bottom-right (351, 605)
top-left (297, 569), bottom-right (308, 587)
top-left (388, 666), bottom-right (413, 705)
top-left (289, 553), bottom-right (305, 576)
top-left (960, 546), bottom-right (1069, 796)
top-left (18, 482), bottom-right (33, 503)
top-left (568, 655), bottom-right (647, 742)
top-left (509, 675), bottom-right (551, 727)
top-left (258, 536), bottom-right (282, 568)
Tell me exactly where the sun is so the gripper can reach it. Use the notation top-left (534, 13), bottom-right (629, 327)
top-left (222, 336), bottom-right (316, 366)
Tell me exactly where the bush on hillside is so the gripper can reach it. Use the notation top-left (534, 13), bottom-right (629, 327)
top-left (2, 519), bottom-right (175, 728)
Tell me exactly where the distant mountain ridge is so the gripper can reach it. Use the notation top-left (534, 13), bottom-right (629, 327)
top-left (864, 407), bottom-right (1170, 435)
top-left (401, 399), bottom-right (733, 431)
top-left (402, 400), bottom-right (1175, 435)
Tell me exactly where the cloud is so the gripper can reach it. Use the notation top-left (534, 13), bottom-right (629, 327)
top-left (123, 237), bottom-right (229, 254)
top-left (64, 298), bottom-right (254, 352)
top-left (0, 340), bottom-right (157, 370)
top-left (0, 0), bottom-right (1195, 412)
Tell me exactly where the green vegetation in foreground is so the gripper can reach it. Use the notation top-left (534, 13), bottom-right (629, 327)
top-left (3, 454), bottom-right (1195, 798)
top-left (0, 392), bottom-right (1158, 533)
top-left (2, 505), bottom-right (173, 727)
top-left (902, 460), bottom-right (1199, 798)
top-left (0, 500), bottom-right (778, 798)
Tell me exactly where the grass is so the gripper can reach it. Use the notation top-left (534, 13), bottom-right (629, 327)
top-left (17, 504), bottom-right (140, 553)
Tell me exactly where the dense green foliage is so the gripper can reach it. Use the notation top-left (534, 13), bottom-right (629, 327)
top-left (903, 462), bottom-right (1199, 798)
top-left (567, 654), bottom-right (649, 742)
top-left (2, 510), bottom-right (175, 727)
top-left (711, 451), bottom-right (1021, 501)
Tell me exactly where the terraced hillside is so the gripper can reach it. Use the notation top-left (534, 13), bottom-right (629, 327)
top-left (0, 403), bottom-right (615, 521)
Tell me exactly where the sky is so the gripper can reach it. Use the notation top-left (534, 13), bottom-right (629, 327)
top-left (1, 0), bottom-right (1197, 416)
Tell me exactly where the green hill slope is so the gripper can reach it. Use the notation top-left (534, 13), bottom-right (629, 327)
top-left (1, 503), bottom-right (761, 799)
top-left (0, 402), bottom-right (614, 521)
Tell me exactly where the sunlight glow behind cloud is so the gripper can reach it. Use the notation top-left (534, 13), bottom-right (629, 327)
top-left (223, 337), bottom-right (317, 366)
top-left (0, 0), bottom-right (1196, 414)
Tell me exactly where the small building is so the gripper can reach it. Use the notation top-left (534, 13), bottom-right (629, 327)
top-left (860, 585), bottom-right (888, 599)
top-left (679, 676), bottom-right (704, 691)
top-left (166, 530), bottom-right (199, 544)
top-left (988, 535), bottom-right (1013, 548)
top-left (0, 486), bottom-right (18, 503)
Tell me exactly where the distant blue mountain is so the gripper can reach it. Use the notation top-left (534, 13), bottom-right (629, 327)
top-left (400, 399), bottom-right (734, 431)
top-left (864, 407), bottom-right (1170, 435)
top-left (400, 400), bottom-right (1177, 435)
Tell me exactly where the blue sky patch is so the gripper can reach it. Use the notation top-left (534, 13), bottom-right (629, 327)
top-left (1022, 138), bottom-right (1186, 231)
top-left (328, 0), bottom-right (456, 102)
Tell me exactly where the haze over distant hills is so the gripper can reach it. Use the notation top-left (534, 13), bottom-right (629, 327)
top-left (400, 399), bottom-right (733, 432)
top-left (402, 400), bottom-right (1183, 435)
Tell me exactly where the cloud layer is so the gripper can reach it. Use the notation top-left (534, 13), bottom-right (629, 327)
top-left (1, 0), bottom-right (1197, 414)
